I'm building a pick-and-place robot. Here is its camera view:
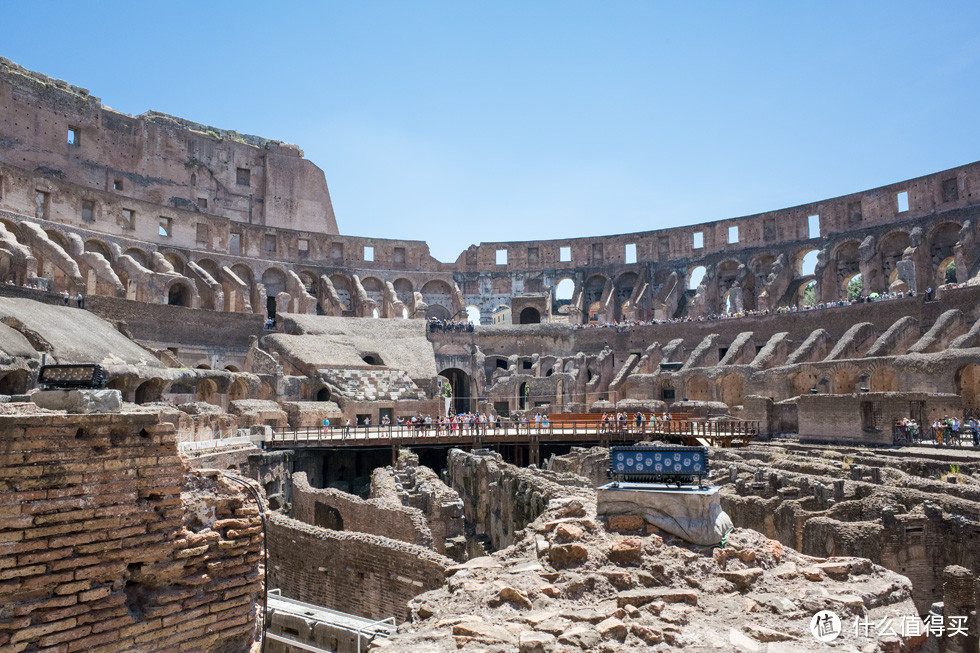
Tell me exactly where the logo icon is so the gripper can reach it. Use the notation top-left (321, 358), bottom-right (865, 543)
top-left (810, 610), bottom-right (842, 642)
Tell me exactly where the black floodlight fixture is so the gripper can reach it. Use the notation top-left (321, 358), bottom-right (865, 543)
top-left (38, 364), bottom-right (107, 390)
top-left (608, 445), bottom-right (709, 488)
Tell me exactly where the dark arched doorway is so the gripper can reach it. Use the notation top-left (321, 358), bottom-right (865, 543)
top-left (519, 381), bottom-right (530, 410)
top-left (134, 378), bottom-right (164, 404)
top-left (439, 368), bottom-right (471, 415)
top-left (168, 283), bottom-right (190, 307)
top-left (0, 370), bottom-right (27, 395)
top-left (519, 307), bottom-right (541, 324)
top-left (425, 304), bottom-right (452, 321)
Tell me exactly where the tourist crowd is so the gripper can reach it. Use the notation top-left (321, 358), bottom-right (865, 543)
top-left (894, 415), bottom-right (980, 447)
top-left (573, 289), bottom-right (929, 332)
top-left (427, 318), bottom-right (475, 333)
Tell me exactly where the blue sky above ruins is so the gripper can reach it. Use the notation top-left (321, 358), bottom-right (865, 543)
top-left (6, 1), bottom-right (980, 262)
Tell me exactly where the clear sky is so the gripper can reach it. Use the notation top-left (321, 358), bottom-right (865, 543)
top-left (5, 1), bottom-right (980, 262)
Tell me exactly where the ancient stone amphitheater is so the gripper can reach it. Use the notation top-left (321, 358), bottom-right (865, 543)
top-left (0, 57), bottom-right (977, 652)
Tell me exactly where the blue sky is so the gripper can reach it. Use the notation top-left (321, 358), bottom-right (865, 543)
top-left (5, 2), bottom-right (980, 262)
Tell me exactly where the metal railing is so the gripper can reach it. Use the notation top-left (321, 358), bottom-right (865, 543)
top-left (260, 418), bottom-right (759, 448)
top-left (266, 589), bottom-right (394, 653)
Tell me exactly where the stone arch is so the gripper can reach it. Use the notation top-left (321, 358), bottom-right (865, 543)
top-left (843, 272), bottom-right (863, 300)
top-left (878, 231), bottom-right (910, 287)
top-left (719, 374), bottom-right (744, 408)
top-left (426, 304), bottom-right (452, 320)
top-left (792, 369), bottom-right (821, 396)
top-left (584, 274), bottom-right (608, 323)
top-left (83, 239), bottom-right (113, 261)
top-left (465, 305), bottom-right (481, 324)
top-left (518, 381), bottom-right (530, 410)
top-left (257, 380), bottom-right (275, 401)
top-left (687, 266), bottom-right (706, 290)
top-left (167, 280), bottom-right (193, 307)
top-left (751, 254), bottom-right (777, 278)
top-left (196, 378), bottom-right (219, 405)
top-left (38, 229), bottom-right (74, 293)
top-left (832, 240), bottom-right (861, 300)
top-left (868, 364), bottom-right (898, 392)
top-left (163, 252), bottom-right (186, 275)
top-left (0, 370), bottom-right (28, 395)
top-left (80, 238), bottom-right (121, 297)
top-left (555, 277), bottom-right (575, 301)
top-left (421, 279), bottom-right (454, 318)
top-left (928, 222), bottom-right (961, 285)
top-left (314, 504), bottom-right (343, 530)
top-left (196, 258), bottom-right (221, 280)
top-left (44, 229), bottom-right (70, 251)
top-left (792, 249), bottom-right (820, 278)
top-left (829, 364), bottom-right (860, 394)
top-left (329, 274), bottom-right (353, 312)
top-left (262, 267), bottom-right (287, 318)
top-left (124, 248), bottom-right (149, 268)
top-left (439, 368), bottom-right (471, 414)
top-left (938, 256), bottom-right (957, 285)
top-left (393, 278), bottom-right (413, 307)
top-left (193, 258), bottom-right (223, 311)
top-left (134, 378), bottom-right (165, 404)
top-left (316, 386), bottom-right (331, 402)
top-left (231, 263), bottom-right (258, 314)
top-left (298, 271), bottom-right (317, 296)
top-left (715, 260), bottom-right (741, 314)
top-left (261, 267), bottom-right (287, 296)
top-left (224, 365), bottom-right (241, 373)
top-left (614, 271), bottom-right (639, 321)
top-left (0, 218), bottom-right (21, 239)
top-left (955, 363), bottom-right (980, 417)
top-left (361, 276), bottom-right (385, 312)
top-left (519, 307), bottom-right (541, 324)
top-left (796, 279), bottom-right (817, 307)
top-left (685, 375), bottom-right (709, 402)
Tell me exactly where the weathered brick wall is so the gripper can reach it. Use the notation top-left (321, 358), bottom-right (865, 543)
top-left (266, 513), bottom-right (450, 621)
top-left (291, 472), bottom-right (432, 548)
top-left (0, 412), bottom-right (263, 652)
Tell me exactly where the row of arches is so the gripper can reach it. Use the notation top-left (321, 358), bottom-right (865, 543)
top-left (0, 216), bottom-right (970, 323)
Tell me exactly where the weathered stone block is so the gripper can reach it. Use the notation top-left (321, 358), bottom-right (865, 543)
top-left (32, 390), bottom-right (122, 414)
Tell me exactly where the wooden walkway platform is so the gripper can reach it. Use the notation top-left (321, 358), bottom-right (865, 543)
top-left (261, 419), bottom-right (760, 465)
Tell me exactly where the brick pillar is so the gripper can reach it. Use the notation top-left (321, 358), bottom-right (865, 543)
top-left (942, 565), bottom-right (977, 653)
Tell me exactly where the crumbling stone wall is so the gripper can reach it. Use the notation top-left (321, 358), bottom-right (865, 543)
top-left (266, 513), bottom-right (451, 621)
top-left (447, 448), bottom-right (592, 550)
top-left (292, 472), bottom-right (433, 548)
top-left (370, 453), bottom-right (466, 560)
top-left (0, 411), bottom-right (263, 652)
top-left (547, 446), bottom-right (611, 487)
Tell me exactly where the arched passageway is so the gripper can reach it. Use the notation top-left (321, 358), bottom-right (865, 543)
top-left (439, 368), bottom-right (471, 415)
top-left (519, 307), bottom-right (541, 324)
top-left (168, 283), bottom-right (191, 307)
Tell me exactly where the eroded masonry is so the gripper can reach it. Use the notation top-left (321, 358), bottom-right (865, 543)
top-left (0, 56), bottom-right (978, 652)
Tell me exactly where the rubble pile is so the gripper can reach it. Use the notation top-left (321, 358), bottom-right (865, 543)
top-left (380, 494), bottom-right (924, 652)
